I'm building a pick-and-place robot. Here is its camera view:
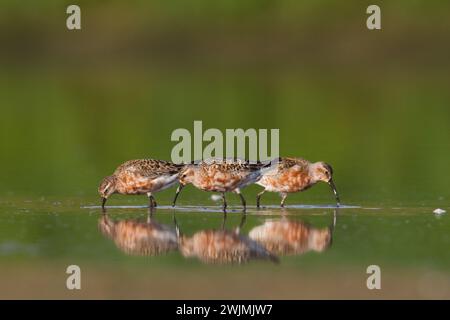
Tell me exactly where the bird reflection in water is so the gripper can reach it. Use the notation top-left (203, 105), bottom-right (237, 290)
top-left (98, 208), bottom-right (178, 256)
top-left (248, 209), bottom-right (337, 256)
top-left (176, 214), bottom-right (279, 265)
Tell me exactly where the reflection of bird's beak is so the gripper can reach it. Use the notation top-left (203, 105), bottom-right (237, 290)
top-left (328, 179), bottom-right (340, 207)
top-left (173, 215), bottom-right (181, 239)
top-left (101, 197), bottom-right (107, 209)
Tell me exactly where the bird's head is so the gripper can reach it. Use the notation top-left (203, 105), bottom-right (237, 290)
top-left (178, 165), bottom-right (196, 185)
top-left (98, 175), bottom-right (117, 203)
top-left (310, 162), bottom-right (340, 206)
top-left (310, 162), bottom-right (333, 183)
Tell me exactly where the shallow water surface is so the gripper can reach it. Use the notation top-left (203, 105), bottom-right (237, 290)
top-left (0, 197), bottom-right (449, 299)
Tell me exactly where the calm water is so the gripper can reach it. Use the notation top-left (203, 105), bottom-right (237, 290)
top-left (0, 195), bottom-right (449, 299)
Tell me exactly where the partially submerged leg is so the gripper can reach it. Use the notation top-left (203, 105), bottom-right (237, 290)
top-left (280, 192), bottom-right (288, 207)
top-left (256, 189), bottom-right (266, 208)
top-left (234, 188), bottom-right (246, 210)
top-left (147, 192), bottom-right (157, 208)
top-left (239, 194), bottom-right (247, 211)
top-left (221, 192), bottom-right (227, 210)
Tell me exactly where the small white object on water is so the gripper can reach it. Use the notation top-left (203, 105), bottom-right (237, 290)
top-left (211, 194), bottom-right (222, 202)
top-left (433, 208), bottom-right (446, 215)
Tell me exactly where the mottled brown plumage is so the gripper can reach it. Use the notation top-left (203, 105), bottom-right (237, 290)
top-left (172, 158), bottom-right (267, 210)
top-left (256, 157), bottom-right (340, 207)
top-left (98, 159), bottom-right (184, 208)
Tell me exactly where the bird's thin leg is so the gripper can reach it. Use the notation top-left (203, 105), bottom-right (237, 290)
top-left (238, 194), bottom-right (246, 210)
top-left (280, 192), bottom-right (288, 208)
top-left (147, 193), bottom-right (157, 208)
top-left (172, 184), bottom-right (184, 207)
top-left (221, 192), bottom-right (227, 211)
top-left (256, 189), bottom-right (266, 208)
top-left (149, 194), bottom-right (154, 207)
top-left (234, 188), bottom-right (246, 210)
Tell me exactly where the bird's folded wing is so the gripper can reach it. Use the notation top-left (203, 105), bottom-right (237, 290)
top-left (118, 159), bottom-right (184, 179)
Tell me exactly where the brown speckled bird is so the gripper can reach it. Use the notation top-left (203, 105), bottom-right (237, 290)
top-left (98, 159), bottom-right (184, 208)
top-left (98, 211), bottom-right (178, 256)
top-left (256, 157), bottom-right (340, 208)
top-left (172, 158), bottom-right (267, 210)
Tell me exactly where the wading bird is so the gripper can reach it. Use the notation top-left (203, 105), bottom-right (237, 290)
top-left (98, 159), bottom-right (184, 208)
top-left (172, 158), bottom-right (267, 210)
top-left (256, 157), bottom-right (340, 208)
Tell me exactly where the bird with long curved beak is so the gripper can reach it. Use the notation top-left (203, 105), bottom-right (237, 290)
top-left (98, 159), bottom-right (184, 209)
top-left (256, 157), bottom-right (340, 208)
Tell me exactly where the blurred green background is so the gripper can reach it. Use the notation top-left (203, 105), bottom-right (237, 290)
top-left (1, 1), bottom-right (449, 205)
top-left (1, 0), bottom-right (450, 300)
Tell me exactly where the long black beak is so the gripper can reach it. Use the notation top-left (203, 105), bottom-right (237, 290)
top-left (328, 179), bottom-right (340, 207)
top-left (101, 197), bottom-right (107, 209)
top-left (172, 184), bottom-right (184, 207)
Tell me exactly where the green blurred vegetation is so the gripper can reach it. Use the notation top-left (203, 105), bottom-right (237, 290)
top-left (0, 1), bottom-right (449, 205)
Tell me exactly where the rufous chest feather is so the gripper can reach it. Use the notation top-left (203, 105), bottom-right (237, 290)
top-left (262, 169), bottom-right (312, 192)
top-left (116, 173), bottom-right (154, 194)
top-left (193, 171), bottom-right (241, 192)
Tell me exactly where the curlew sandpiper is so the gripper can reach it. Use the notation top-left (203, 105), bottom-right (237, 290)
top-left (98, 159), bottom-right (184, 208)
top-left (256, 157), bottom-right (340, 208)
top-left (172, 158), bottom-right (267, 210)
